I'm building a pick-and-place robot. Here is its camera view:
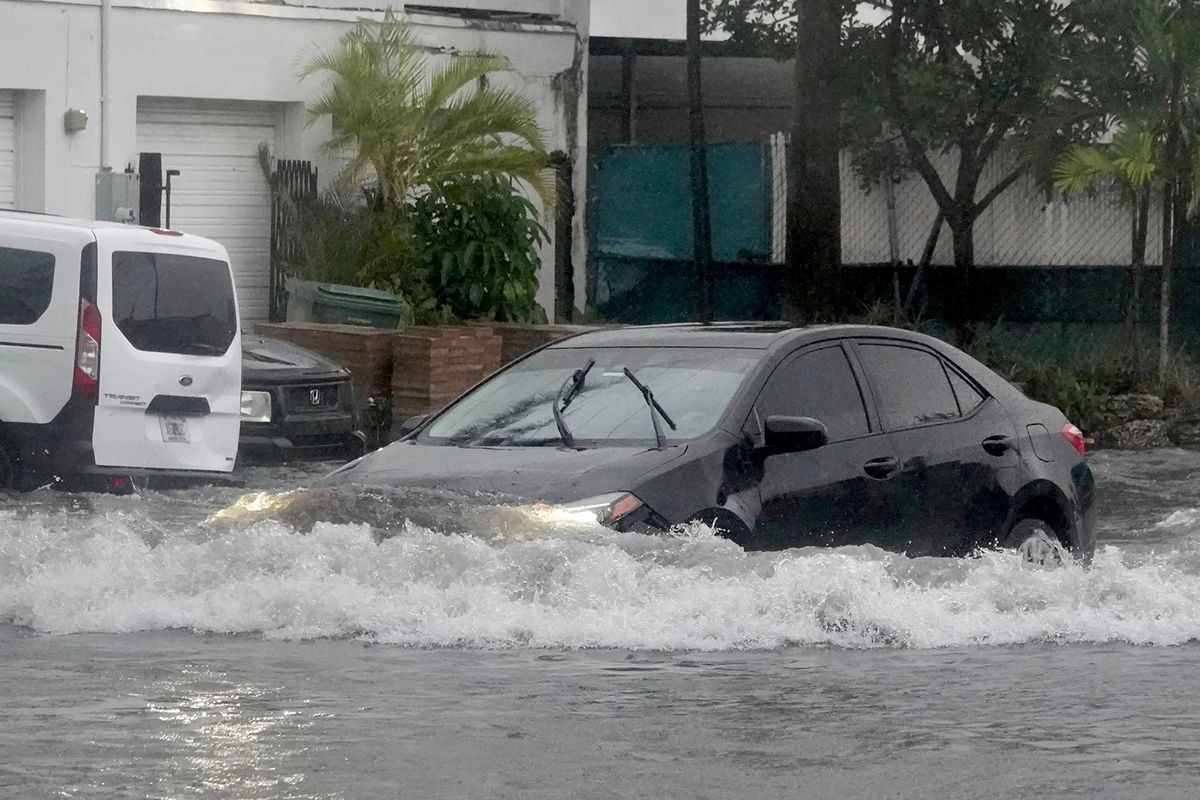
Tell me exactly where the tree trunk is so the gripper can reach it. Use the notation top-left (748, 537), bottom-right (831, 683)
top-left (884, 176), bottom-right (902, 322)
top-left (1161, 184), bottom-right (1175, 383)
top-left (904, 210), bottom-right (944, 312)
top-left (785, 0), bottom-right (842, 322)
top-left (949, 220), bottom-right (975, 342)
top-left (1128, 192), bottom-right (1149, 333)
top-left (686, 0), bottom-right (714, 323)
top-left (1161, 59), bottom-right (1186, 384)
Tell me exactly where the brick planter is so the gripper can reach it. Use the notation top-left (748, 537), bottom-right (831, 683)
top-left (480, 323), bottom-right (605, 365)
top-left (392, 326), bottom-right (503, 430)
top-left (254, 322), bottom-right (396, 411)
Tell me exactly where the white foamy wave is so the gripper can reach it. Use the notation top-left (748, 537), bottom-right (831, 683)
top-left (4, 508), bottom-right (1200, 649)
top-left (1157, 508), bottom-right (1200, 529)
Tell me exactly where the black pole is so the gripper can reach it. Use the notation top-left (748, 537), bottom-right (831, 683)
top-left (786, 0), bottom-right (842, 322)
top-left (686, 0), bottom-right (715, 323)
top-left (164, 169), bottom-right (180, 229)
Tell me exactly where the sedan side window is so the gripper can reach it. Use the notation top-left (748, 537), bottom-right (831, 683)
top-left (858, 343), bottom-right (959, 430)
top-left (947, 365), bottom-right (985, 414)
top-left (757, 346), bottom-right (870, 441)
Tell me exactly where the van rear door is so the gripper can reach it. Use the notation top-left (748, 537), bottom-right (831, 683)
top-left (92, 230), bottom-right (241, 473)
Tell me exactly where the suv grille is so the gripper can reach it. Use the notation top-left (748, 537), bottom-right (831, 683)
top-left (284, 382), bottom-right (345, 413)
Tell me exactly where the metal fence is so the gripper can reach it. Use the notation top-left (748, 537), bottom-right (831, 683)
top-left (767, 136), bottom-right (1163, 269)
top-left (589, 135), bottom-right (1185, 326)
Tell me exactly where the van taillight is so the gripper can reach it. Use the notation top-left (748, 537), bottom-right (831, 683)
top-left (1062, 423), bottom-right (1086, 456)
top-left (73, 299), bottom-right (101, 399)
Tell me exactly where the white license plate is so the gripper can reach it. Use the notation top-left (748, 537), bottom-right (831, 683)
top-left (159, 416), bottom-right (190, 443)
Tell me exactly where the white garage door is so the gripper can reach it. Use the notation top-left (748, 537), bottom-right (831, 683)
top-left (0, 91), bottom-right (16, 210)
top-left (136, 98), bottom-right (279, 323)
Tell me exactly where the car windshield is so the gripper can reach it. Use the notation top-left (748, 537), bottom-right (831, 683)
top-left (423, 347), bottom-right (760, 447)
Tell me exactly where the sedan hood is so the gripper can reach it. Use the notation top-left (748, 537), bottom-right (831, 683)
top-left (242, 336), bottom-right (350, 382)
top-left (321, 441), bottom-right (688, 504)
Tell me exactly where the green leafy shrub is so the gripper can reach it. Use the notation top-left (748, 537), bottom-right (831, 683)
top-left (411, 176), bottom-right (548, 324)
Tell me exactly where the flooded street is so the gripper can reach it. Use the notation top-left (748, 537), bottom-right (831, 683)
top-left (3, 450), bottom-right (1200, 798)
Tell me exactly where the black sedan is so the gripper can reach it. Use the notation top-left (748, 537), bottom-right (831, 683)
top-left (239, 336), bottom-right (366, 460)
top-left (321, 323), bottom-right (1097, 563)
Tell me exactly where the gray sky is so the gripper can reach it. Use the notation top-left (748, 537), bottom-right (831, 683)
top-left (591, 0), bottom-right (686, 40)
top-left (590, 2), bottom-right (889, 40)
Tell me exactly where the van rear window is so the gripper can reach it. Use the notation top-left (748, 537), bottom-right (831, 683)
top-left (111, 251), bottom-right (237, 356)
top-left (0, 247), bottom-right (55, 325)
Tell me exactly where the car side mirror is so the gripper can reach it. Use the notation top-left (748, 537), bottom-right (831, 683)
top-left (762, 416), bottom-right (828, 455)
top-left (399, 414), bottom-right (429, 437)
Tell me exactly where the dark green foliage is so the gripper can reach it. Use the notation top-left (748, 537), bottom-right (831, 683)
top-left (411, 176), bottom-right (548, 324)
top-left (276, 176), bottom-right (546, 326)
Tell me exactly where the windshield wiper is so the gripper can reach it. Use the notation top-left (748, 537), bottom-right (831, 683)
top-left (552, 359), bottom-right (595, 448)
top-left (622, 367), bottom-right (677, 449)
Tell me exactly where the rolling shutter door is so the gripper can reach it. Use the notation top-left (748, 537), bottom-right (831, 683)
top-left (136, 98), bottom-right (278, 323)
top-left (0, 91), bottom-right (16, 210)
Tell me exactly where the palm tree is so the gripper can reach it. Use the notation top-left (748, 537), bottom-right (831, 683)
top-left (1057, 0), bottom-right (1200, 381)
top-left (1054, 122), bottom-right (1159, 333)
top-left (302, 8), bottom-right (553, 209)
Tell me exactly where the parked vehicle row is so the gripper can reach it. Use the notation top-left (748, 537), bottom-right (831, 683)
top-left (0, 211), bottom-right (1096, 563)
top-left (0, 211), bottom-right (362, 492)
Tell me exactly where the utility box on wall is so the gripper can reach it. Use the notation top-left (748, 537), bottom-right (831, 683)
top-left (95, 171), bottom-right (140, 224)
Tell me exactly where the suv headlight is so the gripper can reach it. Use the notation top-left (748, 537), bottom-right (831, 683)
top-left (551, 493), bottom-right (645, 527)
top-left (240, 390), bottom-right (272, 423)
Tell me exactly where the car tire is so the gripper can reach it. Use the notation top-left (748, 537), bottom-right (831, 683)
top-left (0, 436), bottom-right (17, 491)
top-left (1003, 519), bottom-right (1067, 566)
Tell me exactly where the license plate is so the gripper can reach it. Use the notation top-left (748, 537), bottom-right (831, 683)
top-left (159, 416), bottom-right (190, 443)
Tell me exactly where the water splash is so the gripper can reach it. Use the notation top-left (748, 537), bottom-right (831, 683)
top-left (5, 490), bottom-right (1200, 650)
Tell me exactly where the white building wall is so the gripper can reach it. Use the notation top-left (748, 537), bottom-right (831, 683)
top-left (0, 0), bottom-right (589, 319)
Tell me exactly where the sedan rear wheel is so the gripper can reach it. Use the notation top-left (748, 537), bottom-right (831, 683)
top-left (1004, 519), bottom-right (1068, 567)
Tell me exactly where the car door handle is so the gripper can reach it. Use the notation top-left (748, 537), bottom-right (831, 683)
top-left (982, 435), bottom-right (1014, 457)
top-left (863, 456), bottom-right (899, 480)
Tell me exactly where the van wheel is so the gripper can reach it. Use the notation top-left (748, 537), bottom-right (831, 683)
top-left (0, 439), bottom-right (16, 491)
top-left (1003, 519), bottom-right (1067, 567)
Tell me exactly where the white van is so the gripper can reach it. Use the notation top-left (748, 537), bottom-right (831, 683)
top-left (0, 211), bottom-right (242, 490)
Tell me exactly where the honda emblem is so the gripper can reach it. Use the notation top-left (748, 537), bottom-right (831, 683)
top-left (309, 388), bottom-right (322, 406)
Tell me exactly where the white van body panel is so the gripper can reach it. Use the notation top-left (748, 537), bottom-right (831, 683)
top-left (0, 218), bottom-right (91, 424)
top-left (91, 228), bottom-right (242, 473)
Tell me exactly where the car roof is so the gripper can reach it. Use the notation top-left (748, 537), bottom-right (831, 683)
top-left (548, 322), bottom-right (937, 352)
top-left (0, 209), bottom-right (136, 232)
top-left (0, 209), bottom-right (229, 257)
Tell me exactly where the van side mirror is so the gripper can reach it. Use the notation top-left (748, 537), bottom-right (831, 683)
top-left (399, 414), bottom-right (429, 437)
top-left (763, 416), bottom-right (828, 454)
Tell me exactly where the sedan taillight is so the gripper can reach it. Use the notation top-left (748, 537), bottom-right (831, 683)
top-left (1062, 422), bottom-right (1086, 456)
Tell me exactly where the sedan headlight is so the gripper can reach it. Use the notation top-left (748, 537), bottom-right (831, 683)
top-left (548, 492), bottom-right (645, 527)
top-left (240, 390), bottom-right (272, 423)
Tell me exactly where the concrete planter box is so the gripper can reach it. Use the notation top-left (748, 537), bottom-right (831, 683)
top-left (479, 323), bottom-right (606, 366)
top-left (392, 326), bottom-right (503, 430)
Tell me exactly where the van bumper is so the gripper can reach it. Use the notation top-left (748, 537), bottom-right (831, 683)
top-left (10, 401), bottom-right (239, 491)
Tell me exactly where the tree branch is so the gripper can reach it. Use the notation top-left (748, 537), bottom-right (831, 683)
top-left (972, 161), bottom-right (1029, 220)
top-left (884, 1), bottom-right (959, 221)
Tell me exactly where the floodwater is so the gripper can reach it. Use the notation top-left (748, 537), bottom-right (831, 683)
top-left (2, 450), bottom-right (1200, 798)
